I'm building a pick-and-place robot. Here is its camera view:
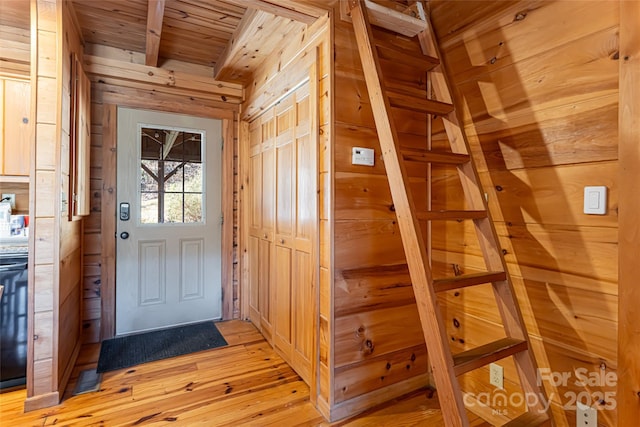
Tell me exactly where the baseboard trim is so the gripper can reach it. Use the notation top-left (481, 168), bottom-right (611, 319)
top-left (327, 374), bottom-right (430, 422)
top-left (24, 391), bottom-right (60, 412)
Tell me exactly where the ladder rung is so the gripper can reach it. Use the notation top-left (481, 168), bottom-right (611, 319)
top-left (401, 150), bottom-right (470, 165)
top-left (433, 271), bottom-right (506, 293)
top-left (376, 42), bottom-right (439, 72)
top-left (453, 338), bottom-right (528, 376)
top-left (502, 411), bottom-right (550, 427)
top-left (341, 263), bottom-right (409, 279)
top-left (363, 0), bottom-right (427, 37)
top-left (417, 210), bottom-right (487, 221)
top-left (388, 91), bottom-right (454, 116)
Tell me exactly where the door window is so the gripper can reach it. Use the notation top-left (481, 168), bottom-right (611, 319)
top-left (139, 127), bottom-right (204, 224)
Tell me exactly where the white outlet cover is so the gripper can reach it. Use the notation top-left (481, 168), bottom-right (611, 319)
top-left (583, 186), bottom-right (607, 215)
top-left (352, 147), bottom-right (375, 166)
top-left (489, 363), bottom-right (504, 389)
top-left (576, 401), bottom-right (597, 427)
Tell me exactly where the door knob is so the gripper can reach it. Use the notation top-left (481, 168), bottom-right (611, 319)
top-left (120, 231), bottom-right (130, 239)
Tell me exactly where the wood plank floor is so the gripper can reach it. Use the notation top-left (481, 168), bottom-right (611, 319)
top-left (0, 320), bottom-right (490, 426)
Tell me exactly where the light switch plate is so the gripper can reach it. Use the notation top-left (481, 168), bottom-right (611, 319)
top-left (352, 147), bottom-right (375, 166)
top-left (583, 186), bottom-right (607, 215)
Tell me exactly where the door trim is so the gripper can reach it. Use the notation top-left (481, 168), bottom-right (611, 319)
top-left (101, 103), bottom-right (236, 340)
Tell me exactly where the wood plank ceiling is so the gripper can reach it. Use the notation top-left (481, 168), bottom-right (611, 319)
top-left (70, 0), bottom-right (328, 83)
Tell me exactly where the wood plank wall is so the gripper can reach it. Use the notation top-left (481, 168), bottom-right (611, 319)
top-left (617, 1), bottom-right (640, 424)
top-left (0, 23), bottom-right (30, 79)
top-left (26, 0), bottom-right (84, 411)
top-left (329, 4), bottom-right (432, 420)
top-left (429, 1), bottom-right (619, 425)
top-left (81, 44), bottom-right (242, 342)
top-left (57, 0), bottom-right (84, 403)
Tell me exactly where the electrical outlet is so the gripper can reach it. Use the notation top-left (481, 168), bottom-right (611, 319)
top-left (1, 194), bottom-right (16, 209)
top-left (489, 363), bottom-right (504, 389)
top-left (576, 401), bottom-right (597, 427)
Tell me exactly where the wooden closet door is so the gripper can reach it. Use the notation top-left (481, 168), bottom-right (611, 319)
top-left (291, 82), bottom-right (316, 384)
top-left (244, 75), bottom-right (317, 387)
top-left (259, 115), bottom-right (276, 341)
top-left (274, 95), bottom-right (295, 358)
top-left (247, 120), bottom-right (262, 326)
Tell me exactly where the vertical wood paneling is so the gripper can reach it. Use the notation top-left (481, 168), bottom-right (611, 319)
top-left (618, 0), bottom-right (640, 424)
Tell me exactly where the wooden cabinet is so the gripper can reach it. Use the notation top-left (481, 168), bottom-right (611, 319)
top-left (0, 78), bottom-right (31, 178)
top-left (246, 80), bottom-right (316, 385)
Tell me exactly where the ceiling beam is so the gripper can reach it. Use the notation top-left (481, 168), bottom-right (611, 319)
top-left (145, 0), bottom-right (166, 67)
top-left (214, 8), bottom-right (264, 80)
top-left (228, 0), bottom-right (319, 24)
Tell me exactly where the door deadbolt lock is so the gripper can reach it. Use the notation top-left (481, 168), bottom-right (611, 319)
top-left (120, 231), bottom-right (130, 240)
top-left (119, 202), bottom-right (130, 221)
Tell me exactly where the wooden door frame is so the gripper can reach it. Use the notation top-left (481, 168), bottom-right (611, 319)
top-left (100, 102), bottom-right (236, 340)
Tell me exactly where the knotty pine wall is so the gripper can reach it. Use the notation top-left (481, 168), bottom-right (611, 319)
top-left (429, 1), bottom-right (619, 425)
top-left (329, 5), bottom-right (432, 420)
top-left (81, 45), bottom-right (242, 342)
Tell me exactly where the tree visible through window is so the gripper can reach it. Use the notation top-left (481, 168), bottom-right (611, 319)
top-left (140, 127), bottom-right (204, 224)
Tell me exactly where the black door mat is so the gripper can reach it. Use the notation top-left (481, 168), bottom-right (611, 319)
top-left (97, 321), bottom-right (227, 373)
top-left (73, 369), bottom-right (102, 395)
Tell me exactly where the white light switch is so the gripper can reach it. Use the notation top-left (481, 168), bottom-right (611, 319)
top-left (583, 186), bottom-right (607, 215)
top-left (352, 147), bottom-right (375, 166)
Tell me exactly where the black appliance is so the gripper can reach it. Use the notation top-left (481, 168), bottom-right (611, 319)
top-left (0, 252), bottom-right (28, 389)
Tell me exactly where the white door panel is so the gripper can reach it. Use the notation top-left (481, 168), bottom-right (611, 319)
top-left (116, 107), bottom-right (222, 335)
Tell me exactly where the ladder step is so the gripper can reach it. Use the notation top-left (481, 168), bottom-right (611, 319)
top-left (453, 338), bottom-right (528, 376)
top-left (433, 271), bottom-right (507, 293)
top-left (417, 210), bottom-right (487, 221)
top-left (401, 150), bottom-right (470, 165)
top-left (388, 90), bottom-right (454, 116)
top-left (341, 263), bottom-right (409, 280)
top-left (502, 411), bottom-right (550, 427)
top-left (376, 41), bottom-right (439, 72)
top-left (363, 0), bottom-right (427, 37)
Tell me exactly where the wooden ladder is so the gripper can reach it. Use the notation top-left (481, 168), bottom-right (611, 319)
top-left (347, 1), bottom-right (551, 426)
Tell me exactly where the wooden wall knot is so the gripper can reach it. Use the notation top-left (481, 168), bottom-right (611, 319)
top-left (362, 339), bottom-right (374, 355)
top-left (514, 11), bottom-right (527, 21)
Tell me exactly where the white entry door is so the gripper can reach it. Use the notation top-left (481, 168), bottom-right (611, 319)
top-left (116, 107), bottom-right (222, 335)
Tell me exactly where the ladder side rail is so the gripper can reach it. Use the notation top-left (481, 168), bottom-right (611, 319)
top-left (349, 2), bottom-right (468, 426)
top-left (416, 4), bottom-right (551, 420)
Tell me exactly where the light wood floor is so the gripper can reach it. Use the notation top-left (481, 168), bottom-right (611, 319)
top-left (0, 320), bottom-right (490, 426)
